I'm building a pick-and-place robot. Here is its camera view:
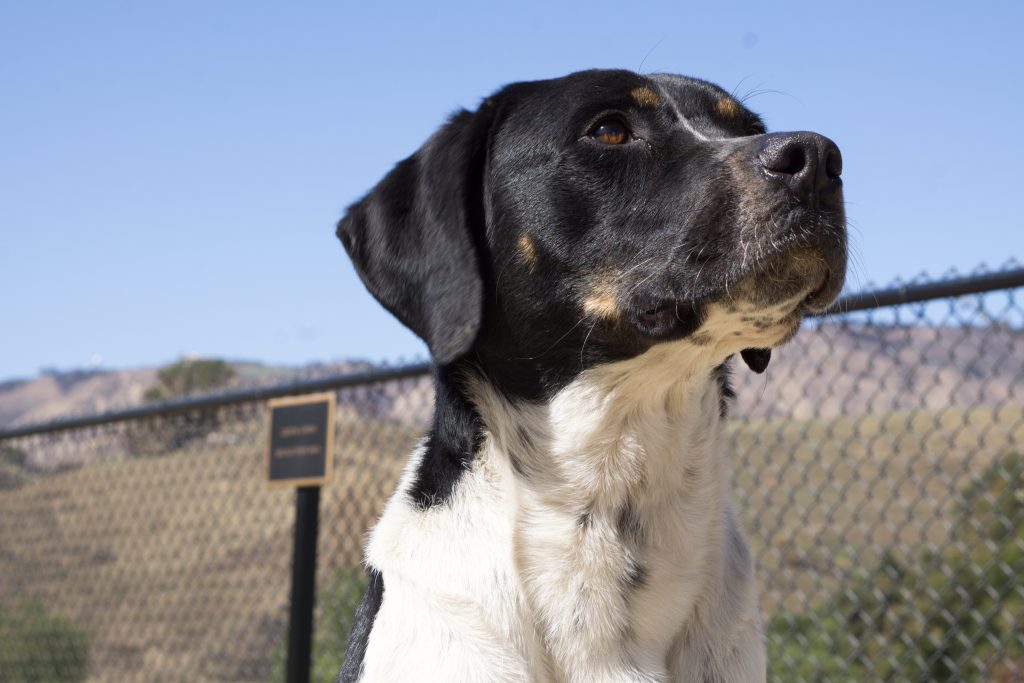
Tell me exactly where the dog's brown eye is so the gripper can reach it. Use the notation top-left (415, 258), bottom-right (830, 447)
top-left (589, 120), bottom-right (629, 145)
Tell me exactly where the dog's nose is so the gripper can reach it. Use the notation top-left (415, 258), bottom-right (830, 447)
top-left (757, 132), bottom-right (843, 209)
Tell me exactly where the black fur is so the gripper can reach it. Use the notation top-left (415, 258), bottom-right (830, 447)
top-left (406, 366), bottom-right (484, 509)
top-left (336, 105), bottom-right (496, 366)
top-left (339, 69), bottom-right (844, 406)
top-left (338, 68), bottom-right (846, 505)
top-left (335, 69), bottom-right (846, 679)
top-left (624, 558), bottom-right (649, 591)
top-left (337, 568), bottom-right (384, 683)
top-left (617, 500), bottom-right (645, 547)
top-left (712, 361), bottom-right (736, 419)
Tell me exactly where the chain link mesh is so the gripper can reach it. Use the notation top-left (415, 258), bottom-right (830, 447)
top-left (0, 266), bottom-right (1020, 682)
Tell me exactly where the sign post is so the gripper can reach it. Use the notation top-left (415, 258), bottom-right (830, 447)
top-left (266, 393), bottom-right (335, 683)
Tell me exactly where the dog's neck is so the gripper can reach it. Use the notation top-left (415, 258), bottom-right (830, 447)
top-left (464, 340), bottom-right (742, 677)
top-left (468, 339), bottom-right (733, 511)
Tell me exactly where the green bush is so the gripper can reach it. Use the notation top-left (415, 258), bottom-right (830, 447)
top-left (0, 600), bottom-right (89, 683)
top-left (270, 568), bottom-right (369, 683)
top-left (0, 446), bottom-right (31, 489)
top-left (768, 453), bottom-right (1024, 682)
top-left (142, 358), bottom-right (235, 402)
top-left (0, 446), bottom-right (27, 468)
top-left (126, 358), bottom-right (236, 456)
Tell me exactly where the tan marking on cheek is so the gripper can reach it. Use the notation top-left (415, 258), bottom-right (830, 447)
top-left (716, 96), bottom-right (740, 118)
top-left (581, 280), bottom-right (620, 319)
top-left (517, 234), bottom-right (538, 271)
top-left (631, 86), bottom-right (660, 108)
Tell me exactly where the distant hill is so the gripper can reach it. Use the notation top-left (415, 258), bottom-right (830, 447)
top-left (1, 323), bottom-right (1020, 432)
top-left (0, 360), bottom-right (377, 430)
top-left (0, 368), bottom-right (157, 428)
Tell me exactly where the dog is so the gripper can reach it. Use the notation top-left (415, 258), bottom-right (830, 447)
top-left (335, 69), bottom-right (846, 682)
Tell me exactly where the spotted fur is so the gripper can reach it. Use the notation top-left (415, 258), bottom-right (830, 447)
top-left (355, 338), bottom-right (766, 682)
top-left (335, 68), bottom-right (845, 682)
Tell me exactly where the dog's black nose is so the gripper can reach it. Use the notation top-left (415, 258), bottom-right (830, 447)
top-left (757, 132), bottom-right (842, 209)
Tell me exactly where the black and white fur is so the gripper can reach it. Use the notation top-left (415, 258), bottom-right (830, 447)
top-left (335, 69), bottom-right (846, 682)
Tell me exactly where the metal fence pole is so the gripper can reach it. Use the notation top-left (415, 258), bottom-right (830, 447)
top-left (286, 486), bottom-right (320, 683)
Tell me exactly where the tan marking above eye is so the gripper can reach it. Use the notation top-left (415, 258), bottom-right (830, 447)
top-left (716, 97), bottom-right (740, 118)
top-left (631, 86), bottom-right (660, 107)
top-left (517, 234), bottom-right (538, 271)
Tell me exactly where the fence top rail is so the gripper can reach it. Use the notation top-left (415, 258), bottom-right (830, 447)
top-left (0, 362), bottom-right (432, 440)
top-left (820, 266), bottom-right (1024, 315)
top-left (2, 267), bottom-right (1022, 441)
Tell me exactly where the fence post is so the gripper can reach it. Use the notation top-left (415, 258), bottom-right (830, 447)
top-left (286, 485), bottom-right (320, 683)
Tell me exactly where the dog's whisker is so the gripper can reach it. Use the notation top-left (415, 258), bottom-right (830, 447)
top-left (493, 251), bottom-right (522, 305)
top-left (616, 255), bottom-right (657, 281)
top-left (514, 317), bottom-right (587, 361)
top-left (578, 320), bottom-right (599, 367)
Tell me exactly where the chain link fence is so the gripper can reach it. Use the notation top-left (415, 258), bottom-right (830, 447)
top-left (0, 264), bottom-right (1021, 683)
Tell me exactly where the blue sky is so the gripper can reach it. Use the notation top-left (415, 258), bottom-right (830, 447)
top-left (2, 1), bottom-right (1022, 381)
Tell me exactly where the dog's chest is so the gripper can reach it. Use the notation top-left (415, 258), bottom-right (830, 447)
top-left (365, 450), bottom-right (545, 681)
top-left (364, 357), bottom-right (739, 681)
top-left (498, 368), bottom-right (728, 678)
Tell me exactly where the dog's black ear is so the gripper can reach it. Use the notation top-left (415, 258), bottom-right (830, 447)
top-left (740, 348), bottom-right (771, 373)
top-left (337, 103), bottom-right (498, 365)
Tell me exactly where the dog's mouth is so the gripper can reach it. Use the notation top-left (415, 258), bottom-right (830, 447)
top-left (803, 266), bottom-right (835, 310)
top-left (728, 246), bottom-right (841, 313)
top-left (629, 246), bottom-right (843, 334)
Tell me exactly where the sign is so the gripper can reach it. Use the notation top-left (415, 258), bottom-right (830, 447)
top-left (265, 393), bottom-right (335, 488)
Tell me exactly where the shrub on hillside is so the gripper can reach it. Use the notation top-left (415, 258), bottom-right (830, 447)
top-left (0, 445), bottom-right (31, 489)
top-left (0, 600), bottom-right (89, 683)
top-left (125, 358), bottom-right (236, 456)
top-left (142, 359), bottom-right (235, 402)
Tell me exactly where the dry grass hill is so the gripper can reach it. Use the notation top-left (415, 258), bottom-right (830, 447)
top-left (2, 323), bottom-right (1020, 432)
top-left (0, 323), bottom-right (1021, 681)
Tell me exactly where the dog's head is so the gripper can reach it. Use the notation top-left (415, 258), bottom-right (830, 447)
top-left (338, 69), bottom-right (846, 397)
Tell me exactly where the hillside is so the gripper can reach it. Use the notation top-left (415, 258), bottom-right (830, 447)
top-left (0, 322), bottom-right (1021, 681)
top-left (5, 323), bottom-right (1019, 432)
top-left (0, 417), bottom-right (418, 682)
top-left (0, 360), bottom-right (378, 430)
top-left (0, 369), bottom-right (156, 428)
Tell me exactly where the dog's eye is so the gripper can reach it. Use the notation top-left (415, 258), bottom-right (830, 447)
top-left (589, 119), bottom-right (630, 145)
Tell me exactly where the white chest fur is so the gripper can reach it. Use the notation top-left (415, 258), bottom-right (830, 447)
top-left (361, 340), bottom-right (765, 682)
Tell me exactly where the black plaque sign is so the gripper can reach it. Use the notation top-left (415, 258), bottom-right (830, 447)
top-left (265, 393), bottom-right (335, 488)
